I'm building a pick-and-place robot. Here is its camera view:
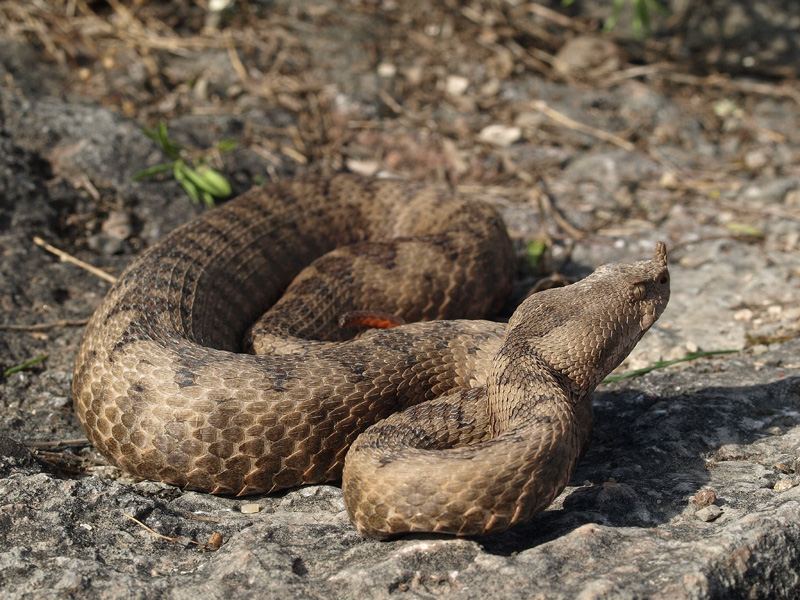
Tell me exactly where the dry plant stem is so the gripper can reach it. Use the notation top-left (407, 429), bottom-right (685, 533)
top-left (33, 236), bottom-right (118, 283)
top-left (0, 319), bottom-right (89, 331)
top-left (226, 35), bottom-right (249, 82)
top-left (535, 189), bottom-right (586, 240)
top-left (123, 514), bottom-right (203, 547)
top-left (515, 3), bottom-right (591, 32)
top-left (530, 100), bottom-right (636, 152)
top-left (660, 71), bottom-right (800, 106)
top-left (25, 438), bottom-right (92, 449)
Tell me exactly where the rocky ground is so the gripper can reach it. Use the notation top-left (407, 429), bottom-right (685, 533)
top-left (1, 1), bottom-right (799, 598)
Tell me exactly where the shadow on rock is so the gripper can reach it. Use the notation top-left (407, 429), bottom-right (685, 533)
top-left (480, 375), bottom-right (800, 556)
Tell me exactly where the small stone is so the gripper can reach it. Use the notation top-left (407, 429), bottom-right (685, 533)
top-left (743, 149), bottom-right (769, 170)
top-left (477, 124), bottom-right (521, 147)
top-left (785, 189), bottom-right (800, 208)
top-left (554, 35), bottom-right (625, 75)
top-left (713, 98), bottom-right (741, 118)
top-left (101, 210), bottom-right (132, 240)
top-left (403, 65), bottom-right (423, 85)
top-left (659, 171), bottom-right (679, 189)
top-left (240, 503), bottom-right (261, 514)
top-left (345, 159), bottom-right (380, 176)
top-left (691, 489), bottom-right (717, 508)
top-left (377, 62), bottom-right (396, 78)
top-left (774, 479), bottom-right (795, 492)
top-left (696, 505), bottom-right (723, 522)
top-left (767, 426), bottom-right (784, 436)
top-left (88, 233), bottom-right (124, 256)
top-left (738, 178), bottom-right (799, 205)
top-left (445, 75), bottom-right (469, 96)
top-left (767, 305), bottom-right (782, 317)
top-left (733, 308), bottom-right (754, 322)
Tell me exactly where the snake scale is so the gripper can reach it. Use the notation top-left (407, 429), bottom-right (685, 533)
top-left (72, 174), bottom-right (670, 538)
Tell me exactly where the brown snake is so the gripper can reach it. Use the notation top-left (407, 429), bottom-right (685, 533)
top-left (72, 174), bottom-right (670, 538)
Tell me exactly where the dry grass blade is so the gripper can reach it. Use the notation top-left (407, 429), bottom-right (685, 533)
top-left (123, 514), bottom-right (225, 552)
top-left (33, 237), bottom-right (118, 283)
top-left (530, 100), bottom-right (636, 152)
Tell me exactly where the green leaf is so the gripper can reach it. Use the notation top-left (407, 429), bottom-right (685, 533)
top-left (603, 0), bottom-right (626, 31)
top-left (216, 140), bottom-right (237, 153)
top-left (602, 349), bottom-right (740, 384)
top-left (4, 354), bottom-right (47, 378)
top-left (132, 162), bottom-right (176, 180)
top-left (183, 165), bottom-right (232, 199)
top-left (649, 0), bottom-right (670, 16)
top-left (143, 127), bottom-right (159, 143)
top-left (597, 0), bottom-right (667, 35)
top-left (142, 122), bottom-right (183, 160)
top-left (200, 189), bottom-right (216, 208)
top-left (726, 222), bottom-right (765, 239)
top-left (525, 239), bottom-right (548, 271)
top-left (173, 160), bottom-right (202, 205)
top-left (137, 122), bottom-right (232, 206)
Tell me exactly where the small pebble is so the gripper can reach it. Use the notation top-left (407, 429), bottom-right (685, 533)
top-left (240, 503), bottom-right (261, 514)
top-left (204, 531), bottom-right (224, 551)
top-left (659, 171), bottom-right (679, 189)
top-left (767, 426), bottom-right (784, 436)
top-left (445, 75), bottom-right (469, 96)
top-left (691, 489), bottom-right (717, 508)
top-left (696, 505), bottom-right (723, 522)
top-left (101, 210), bottom-right (132, 240)
top-left (774, 479), bottom-right (795, 492)
top-left (767, 305), bottom-right (782, 317)
top-left (377, 62), bottom-right (396, 78)
top-left (743, 149), bottom-right (769, 170)
top-left (477, 124), bottom-right (521, 147)
top-left (554, 35), bottom-right (624, 75)
top-left (345, 159), bottom-right (380, 176)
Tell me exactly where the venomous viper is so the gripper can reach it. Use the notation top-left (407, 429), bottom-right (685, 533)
top-left (72, 174), bottom-right (670, 538)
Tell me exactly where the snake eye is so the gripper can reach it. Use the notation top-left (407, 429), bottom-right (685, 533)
top-left (633, 282), bottom-right (647, 300)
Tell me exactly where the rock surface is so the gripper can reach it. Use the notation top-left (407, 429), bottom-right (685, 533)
top-left (1, 1), bottom-right (799, 598)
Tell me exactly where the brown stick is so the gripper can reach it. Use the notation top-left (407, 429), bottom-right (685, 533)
top-left (530, 100), bottom-right (636, 152)
top-left (33, 237), bottom-right (118, 284)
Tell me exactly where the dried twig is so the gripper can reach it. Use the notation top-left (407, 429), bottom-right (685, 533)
top-left (659, 71), bottom-right (800, 106)
top-left (124, 514), bottom-right (201, 546)
top-left (535, 188), bottom-right (586, 240)
top-left (530, 100), bottom-right (636, 152)
top-left (0, 319), bottom-right (89, 331)
top-left (33, 236), bottom-right (117, 284)
top-left (123, 514), bottom-right (224, 552)
top-left (26, 438), bottom-right (92, 449)
top-left (514, 2), bottom-right (591, 32)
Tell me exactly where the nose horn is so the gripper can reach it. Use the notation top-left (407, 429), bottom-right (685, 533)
top-left (654, 241), bottom-right (668, 266)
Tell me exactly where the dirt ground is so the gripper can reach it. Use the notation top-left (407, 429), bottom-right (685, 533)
top-left (1, 1), bottom-right (800, 598)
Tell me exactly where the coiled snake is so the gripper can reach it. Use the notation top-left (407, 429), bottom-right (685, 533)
top-left (72, 174), bottom-right (670, 538)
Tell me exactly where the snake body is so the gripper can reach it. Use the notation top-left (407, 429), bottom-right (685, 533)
top-left (72, 174), bottom-right (670, 538)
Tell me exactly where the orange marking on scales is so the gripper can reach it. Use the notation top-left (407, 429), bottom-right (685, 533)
top-left (338, 310), bottom-right (407, 329)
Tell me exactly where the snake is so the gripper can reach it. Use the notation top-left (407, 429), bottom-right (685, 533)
top-left (72, 174), bottom-right (670, 538)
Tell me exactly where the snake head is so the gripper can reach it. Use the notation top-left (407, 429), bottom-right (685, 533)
top-left (503, 242), bottom-right (670, 393)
